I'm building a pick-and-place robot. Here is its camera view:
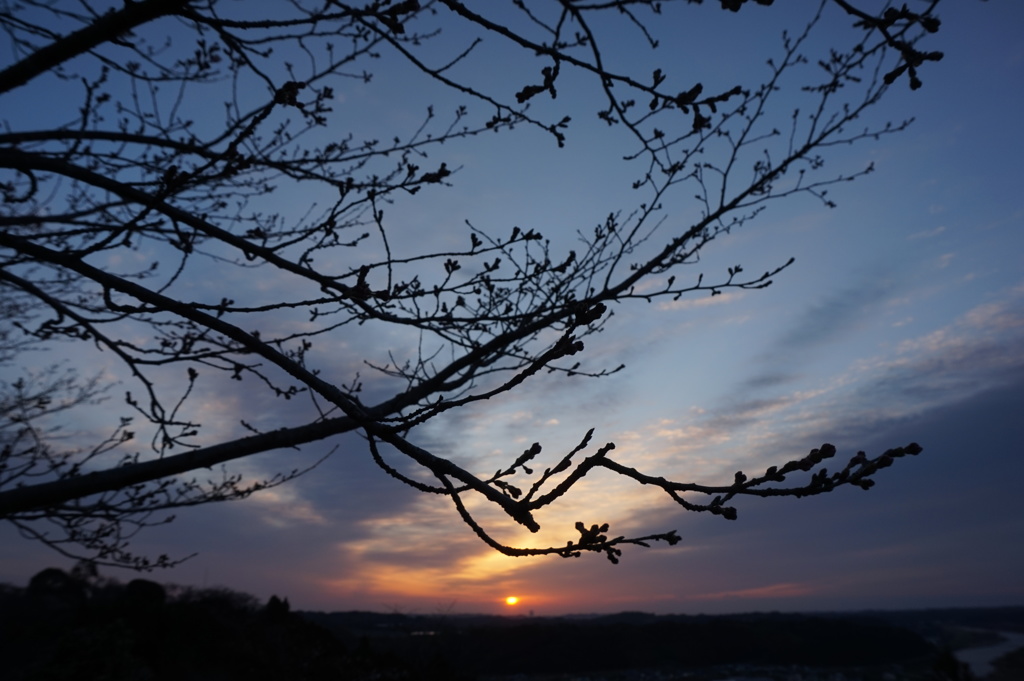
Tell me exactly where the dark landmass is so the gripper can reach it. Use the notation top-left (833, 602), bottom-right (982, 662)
top-left (2, 567), bottom-right (1023, 680)
top-left (861, 606), bottom-right (1024, 638)
top-left (307, 608), bottom-right (937, 671)
top-left (302, 606), bottom-right (1024, 679)
top-left (989, 645), bottom-right (1024, 680)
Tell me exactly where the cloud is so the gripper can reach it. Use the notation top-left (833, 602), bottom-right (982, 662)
top-left (687, 582), bottom-right (817, 602)
top-left (580, 283), bottom-right (1024, 564)
top-left (95, 236), bottom-right (1012, 611)
top-left (765, 277), bottom-right (894, 360)
top-left (246, 487), bottom-right (329, 528)
top-left (908, 226), bottom-right (947, 240)
top-left (657, 291), bottom-right (745, 312)
top-left (688, 281), bottom-right (1024, 470)
top-left (319, 490), bottom-right (577, 609)
top-left (728, 273), bottom-right (901, 395)
top-left (740, 372), bottom-right (801, 390)
top-left (845, 287), bottom-right (1024, 418)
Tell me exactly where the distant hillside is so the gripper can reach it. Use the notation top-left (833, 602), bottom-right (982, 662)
top-left (5, 565), bottom-right (1022, 680)
top-left (0, 568), bottom-right (420, 681)
top-left (302, 608), bottom-right (939, 677)
top-left (861, 606), bottom-right (1024, 638)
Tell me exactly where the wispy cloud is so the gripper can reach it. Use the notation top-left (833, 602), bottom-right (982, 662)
top-left (688, 582), bottom-right (817, 602)
top-left (762, 277), bottom-right (895, 361)
top-left (247, 487), bottom-right (329, 528)
top-left (657, 291), bottom-right (746, 312)
top-left (908, 225), bottom-right (947, 240)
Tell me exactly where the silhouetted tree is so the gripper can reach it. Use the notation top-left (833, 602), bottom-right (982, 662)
top-left (27, 566), bottom-right (86, 609)
top-left (0, 1), bottom-right (937, 567)
top-left (125, 578), bottom-right (167, 610)
top-left (931, 646), bottom-right (978, 681)
top-left (265, 594), bottom-right (291, 622)
top-left (1, 571), bottom-right (357, 680)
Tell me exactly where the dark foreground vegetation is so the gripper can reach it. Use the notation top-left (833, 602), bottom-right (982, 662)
top-left (2, 566), bottom-right (1023, 680)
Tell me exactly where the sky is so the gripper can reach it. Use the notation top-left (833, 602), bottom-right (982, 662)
top-left (1, 1), bottom-right (1023, 616)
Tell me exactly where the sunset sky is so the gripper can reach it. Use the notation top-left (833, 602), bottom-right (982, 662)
top-left (2, 1), bottom-right (1023, 616)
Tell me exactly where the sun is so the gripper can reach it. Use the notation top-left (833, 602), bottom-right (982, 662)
top-left (504, 596), bottom-right (519, 606)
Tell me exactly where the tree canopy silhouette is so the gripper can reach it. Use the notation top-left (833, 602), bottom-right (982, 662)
top-left (0, 0), bottom-right (938, 568)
